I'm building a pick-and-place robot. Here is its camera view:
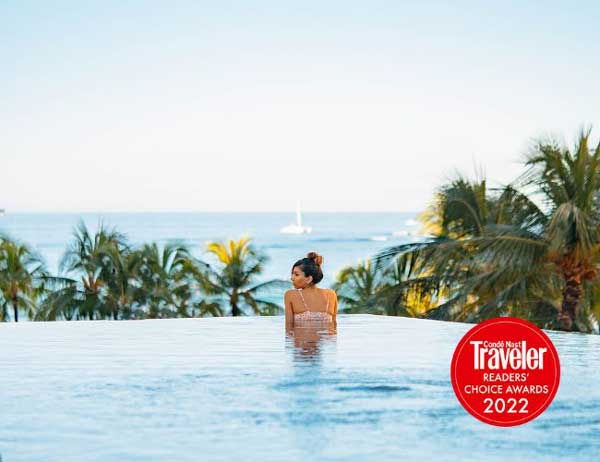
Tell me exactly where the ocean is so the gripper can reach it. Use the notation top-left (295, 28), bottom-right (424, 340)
top-left (0, 212), bottom-right (420, 286)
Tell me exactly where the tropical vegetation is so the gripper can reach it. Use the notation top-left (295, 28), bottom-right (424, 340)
top-left (0, 223), bottom-right (285, 322)
top-left (0, 237), bottom-right (49, 321)
top-left (201, 238), bottom-right (289, 316)
top-left (334, 129), bottom-right (600, 333)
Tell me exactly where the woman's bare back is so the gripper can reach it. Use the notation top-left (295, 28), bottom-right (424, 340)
top-left (285, 287), bottom-right (338, 328)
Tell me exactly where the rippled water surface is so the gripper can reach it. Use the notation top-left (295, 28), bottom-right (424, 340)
top-left (1, 315), bottom-right (599, 461)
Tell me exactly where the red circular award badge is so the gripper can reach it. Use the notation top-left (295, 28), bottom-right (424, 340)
top-left (451, 317), bottom-right (560, 426)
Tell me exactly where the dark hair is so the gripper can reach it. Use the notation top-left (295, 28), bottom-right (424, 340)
top-left (292, 251), bottom-right (324, 284)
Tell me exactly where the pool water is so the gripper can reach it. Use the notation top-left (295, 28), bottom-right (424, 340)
top-left (1, 315), bottom-right (599, 461)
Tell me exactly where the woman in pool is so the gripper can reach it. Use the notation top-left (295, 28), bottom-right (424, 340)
top-left (284, 252), bottom-right (338, 330)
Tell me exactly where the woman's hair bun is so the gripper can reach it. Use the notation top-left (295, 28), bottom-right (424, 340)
top-left (306, 251), bottom-right (323, 266)
top-left (292, 252), bottom-right (324, 284)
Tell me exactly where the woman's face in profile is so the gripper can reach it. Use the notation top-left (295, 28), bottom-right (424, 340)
top-left (291, 266), bottom-right (312, 289)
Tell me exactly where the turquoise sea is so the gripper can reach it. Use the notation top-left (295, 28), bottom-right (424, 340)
top-left (0, 212), bottom-right (420, 285)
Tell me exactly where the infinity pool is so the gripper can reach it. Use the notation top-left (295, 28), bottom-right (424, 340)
top-left (1, 315), bottom-right (599, 461)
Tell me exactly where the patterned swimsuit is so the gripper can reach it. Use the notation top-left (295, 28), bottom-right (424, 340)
top-left (293, 288), bottom-right (332, 325)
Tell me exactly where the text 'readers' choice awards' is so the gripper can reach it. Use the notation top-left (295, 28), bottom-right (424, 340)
top-left (451, 317), bottom-right (560, 426)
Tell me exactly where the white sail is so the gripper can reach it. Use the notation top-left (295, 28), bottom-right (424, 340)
top-left (281, 201), bottom-right (312, 234)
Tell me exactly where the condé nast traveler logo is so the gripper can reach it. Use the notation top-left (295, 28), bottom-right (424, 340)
top-left (451, 318), bottom-right (560, 426)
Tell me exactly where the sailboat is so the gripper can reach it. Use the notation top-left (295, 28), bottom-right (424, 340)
top-left (0, 209), bottom-right (5, 217)
top-left (280, 201), bottom-right (312, 234)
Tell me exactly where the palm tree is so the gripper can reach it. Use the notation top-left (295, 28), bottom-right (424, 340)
top-left (52, 221), bottom-right (130, 320)
top-left (509, 129), bottom-right (600, 330)
top-left (377, 129), bottom-right (600, 332)
top-left (332, 259), bottom-right (389, 314)
top-left (136, 242), bottom-right (186, 318)
top-left (462, 131), bottom-right (600, 331)
top-left (99, 242), bottom-right (144, 319)
top-left (378, 178), bottom-right (567, 326)
top-left (0, 237), bottom-right (47, 322)
top-left (333, 254), bottom-right (447, 317)
top-left (135, 242), bottom-right (219, 318)
top-left (35, 281), bottom-right (85, 321)
top-left (376, 177), bottom-right (505, 320)
top-left (200, 237), bottom-right (287, 316)
top-left (39, 222), bottom-right (223, 321)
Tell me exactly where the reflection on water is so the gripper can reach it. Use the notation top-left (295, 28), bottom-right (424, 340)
top-left (283, 324), bottom-right (338, 459)
top-left (285, 324), bottom-right (337, 363)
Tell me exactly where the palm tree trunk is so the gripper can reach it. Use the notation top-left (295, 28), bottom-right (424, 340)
top-left (12, 301), bottom-right (19, 322)
top-left (231, 291), bottom-right (240, 316)
top-left (558, 271), bottom-right (582, 331)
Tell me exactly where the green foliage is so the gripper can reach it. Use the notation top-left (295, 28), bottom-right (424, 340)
top-left (333, 259), bottom-right (389, 314)
top-left (28, 224), bottom-right (282, 321)
top-left (200, 238), bottom-right (287, 316)
top-left (0, 236), bottom-right (48, 321)
top-left (376, 128), bottom-right (600, 333)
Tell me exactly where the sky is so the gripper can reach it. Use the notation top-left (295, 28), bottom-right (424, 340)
top-left (1, 0), bottom-right (599, 212)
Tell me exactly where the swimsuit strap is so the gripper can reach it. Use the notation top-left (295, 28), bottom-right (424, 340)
top-left (297, 288), bottom-right (330, 314)
top-left (296, 288), bottom-right (309, 310)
